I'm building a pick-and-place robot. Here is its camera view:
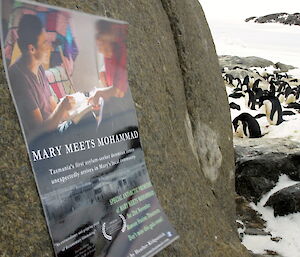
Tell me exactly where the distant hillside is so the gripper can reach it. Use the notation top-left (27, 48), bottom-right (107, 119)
top-left (245, 13), bottom-right (300, 26)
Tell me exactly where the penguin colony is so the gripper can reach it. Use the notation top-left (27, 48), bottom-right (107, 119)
top-left (223, 66), bottom-right (300, 138)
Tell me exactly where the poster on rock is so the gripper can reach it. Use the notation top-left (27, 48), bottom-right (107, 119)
top-left (0, 0), bottom-right (179, 256)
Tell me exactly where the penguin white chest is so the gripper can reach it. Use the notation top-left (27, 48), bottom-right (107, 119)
top-left (264, 100), bottom-right (277, 125)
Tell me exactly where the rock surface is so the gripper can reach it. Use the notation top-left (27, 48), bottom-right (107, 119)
top-left (265, 183), bottom-right (300, 216)
top-left (219, 55), bottom-right (295, 72)
top-left (236, 196), bottom-right (266, 238)
top-left (234, 138), bottom-right (300, 202)
top-left (219, 55), bottom-right (274, 69)
top-left (245, 13), bottom-right (300, 26)
top-left (274, 62), bottom-right (296, 72)
top-left (0, 0), bottom-right (249, 257)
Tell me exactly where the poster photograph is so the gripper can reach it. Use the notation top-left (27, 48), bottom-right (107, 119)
top-left (0, 0), bottom-right (179, 256)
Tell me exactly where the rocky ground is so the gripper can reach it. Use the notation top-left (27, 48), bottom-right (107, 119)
top-left (234, 138), bottom-right (300, 257)
top-left (220, 55), bottom-right (300, 256)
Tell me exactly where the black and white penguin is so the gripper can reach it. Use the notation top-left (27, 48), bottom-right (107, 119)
top-left (242, 75), bottom-right (250, 87)
top-left (224, 74), bottom-right (234, 85)
top-left (295, 86), bottom-right (300, 100)
top-left (255, 113), bottom-right (266, 119)
top-left (277, 92), bottom-right (285, 103)
top-left (249, 76), bottom-right (255, 88)
top-left (232, 113), bottom-right (262, 138)
top-left (259, 96), bottom-right (284, 125)
top-left (284, 86), bottom-right (296, 104)
top-left (285, 102), bottom-right (300, 110)
top-left (244, 89), bottom-right (256, 110)
top-left (229, 92), bottom-right (244, 99)
top-left (232, 78), bottom-right (242, 88)
top-left (282, 110), bottom-right (296, 116)
top-left (277, 81), bottom-right (289, 93)
top-left (252, 79), bottom-right (262, 91)
top-left (269, 83), bottom-right (276, 97)
top-left (285, 93), bottom-right (296, 104)
top-left (229, 102), bottom-right (241, 110)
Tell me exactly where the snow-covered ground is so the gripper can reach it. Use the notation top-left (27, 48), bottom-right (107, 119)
top-left (198, 1), bottom-right (300, 254)
top-left (227, 82), bottom-right (300, 143)
top-left (216, 18), bottom-right (300, 257)
top-left (243, 175), bottom-right (300, 257)
top-left (211, 21), bottom-right (300, 71)
top-left (226, 68), bottom-right (300, 256)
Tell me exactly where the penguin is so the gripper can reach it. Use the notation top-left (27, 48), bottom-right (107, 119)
top-left (232, 78), bottom-right (242, 88)
top-left (277, 81), bottom-right (289, 93)
top-left (295, 86), bottom-right (300, 100)
top-left (259, 96), bottom-right (284, 125)
top-left (233, 66), bottom-right (243, 70)
top-left (252, 79), bottom-right (262, 91)
top-left (249, 76), bottom-right (255, 88)
top-left (269, 84), bottom-right (276, 97)
top-left (282, 110), bottom-right (296, 116)
top-left (229, 92), bottom-right (244, 99)
top-left (285, 102), bottom-right (300, 110)
top-left (285, 93), bottom-right (296, 104)
top-left (224, 74), bottom-right (234, 85)
top-left (277, 92), bottom-right (285, 103)
top-left (255, 113), bottom-right (266, 119)
top-left (229, 102), bottom-right (241, 110)
top-left (284, 86), bottom-right (296, 104)
top-left (242, 75), bottom-right (250, 87)
top-left (244, 89), bottom-right (256, 110)
top-left (284, 86), bottom-right (293, 98)
top-left (232, 113), bottom-right (262, 138)
top-left (241, 84), bottom-right (248, 92)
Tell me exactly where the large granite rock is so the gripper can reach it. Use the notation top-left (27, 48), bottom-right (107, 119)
top-left (235, 138), bottom-right (300, 202)
top-left (0, 0), bottom-right (250, 256)
top-left (265, 183), bottom-right (300, 216)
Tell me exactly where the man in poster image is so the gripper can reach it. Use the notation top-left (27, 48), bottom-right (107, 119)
top-left (8, 14), bottom-right (75, 142)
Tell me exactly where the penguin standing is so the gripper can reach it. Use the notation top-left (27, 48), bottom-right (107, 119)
top-left (242, 75), bottom-right (250, 87)
top-left (232, 113), bottom-right (262, 138)
top-left (259, 96), bottom-right (284, 125)
top-left (244, 89), bottom-right (256, 110)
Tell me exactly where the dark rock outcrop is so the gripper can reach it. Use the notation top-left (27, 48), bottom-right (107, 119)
top-left (274, 62), bottom-right (296, 72)
top-left (236, 195), bottom-right (266, 233)
top-left (265, 183), bottom-right (300, 216)
top-left (235, 138), bottom-right (300, 202)
top-left (245, 13), bottom-right (300, 26)
top-left (219, 55), bottom-right (295, 72)
top-left (0, 0), bottom-right (250, 257)
top-left (245, 17), bottom-right (256, 22)
top-left (219, 55), bottom-right (274, 69)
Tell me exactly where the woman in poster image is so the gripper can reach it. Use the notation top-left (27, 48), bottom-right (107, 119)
top-left (89, 20), bottom-right (129, 109)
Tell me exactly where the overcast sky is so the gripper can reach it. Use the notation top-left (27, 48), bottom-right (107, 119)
top-left (199, 0), bottom-right (300, 23)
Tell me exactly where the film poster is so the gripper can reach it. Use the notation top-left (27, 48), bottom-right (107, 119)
top-left (0, 0), bottom-right (179, 256)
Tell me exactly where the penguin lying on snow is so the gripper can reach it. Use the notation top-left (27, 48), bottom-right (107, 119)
top-left (232, 113), bottom-right (262, 138)
top-left (229, 102), bottom-right (241, 110)
top-left (259, 96), bottom-right (284, 125)
top-left (229, 92), bottom-right (244, 99)
top-left (282, 110), bottom-right (296, 116)
top-left (285, 102), bottom-right (300, 110)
